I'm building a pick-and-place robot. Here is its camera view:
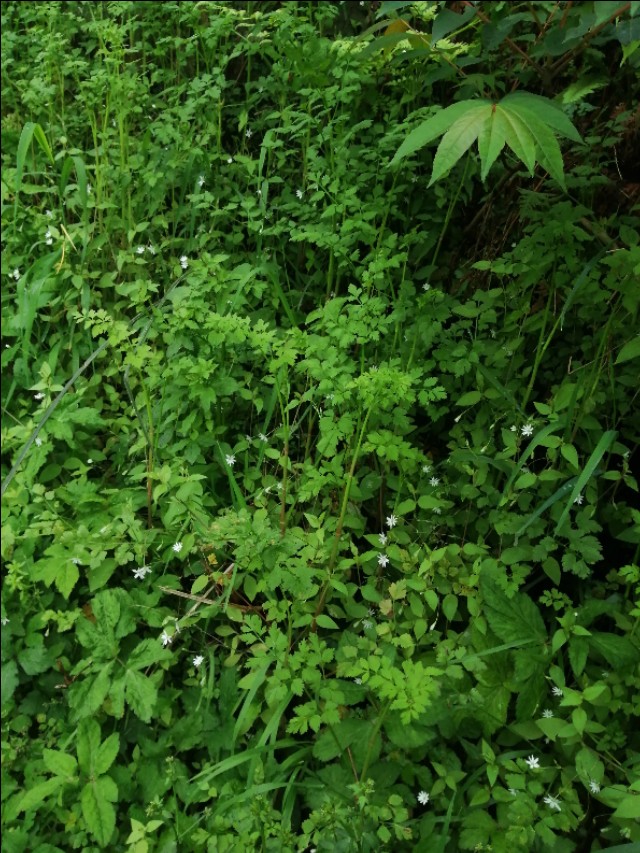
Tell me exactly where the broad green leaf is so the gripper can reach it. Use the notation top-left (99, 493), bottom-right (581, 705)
top-left (589, 632), bottom-right (638, 668)
top-left (43, 749), bottom-right (78, 779)
top-left (502, 92), bottom-right (583, 142)
top-left (612, 796), bottom-right (640, 820)
top-left (81, 778), bottom-right (117, 848)
top-left (615, 336), bottom-right (640, 365)
top-left (315, 614), bottom-right (339, 629)
top-left (429, 106), bottom-right (489, 185)
top-left (391, 100), bottom-right (482, 164)
top-left (69, 663), bottom-right (113, 721)
top-left (456, 390), bottom-right (483, 406)
top-left (1, 660), bottom-right (19, 708)
top-left (481, 575), bottom-right (546, 644)
top-left (575, 747), bottom-right (604, 783)
top-left (568, 637), bottom-right (589, 677)
top-left (55, 560), bottom-right (79, 600)
top-left (127, 638), bottom-right (172, 671)
top-left (77, 719), bottom-right (101, 775)
top-left (504, 102), bottom-right (566, 187)
top-left (95, 732), bottom-right (120, 776)
top-left (18, 777), bottom-right (64, 813)
top-left (477, 108), bottom-right (508, 180)
top-left (15, 121), bottom-right (55, 219)
top-left (124, 669), bottom-right (157, 722)
top-left (498, 108), bottom-right (537, 176)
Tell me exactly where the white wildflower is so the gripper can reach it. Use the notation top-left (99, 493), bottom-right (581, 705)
top-left (35, 437), bottom-right (43, 447)
top-left (422, 464), bottom-right (431, 473)
top-left (588, 780), bottom-right (600, 794)
top-left (354, 677), bottom-right (362, 685)
top-left (12, 268), bottom-right (20, 281)
top-left (378, 532), bottom-right (387, 546)
top-left (71, 558), bottom-right (81, 565)
top-left (34, 392), bottom-right (44, 400)
top-left (225, 454), bottom-right (236, 467)
top-left (422, 283), bottom-right (431, 291)
top-left (198, 175), bottom-right (205, 188)
top-left (573, 493), bottom-right (584, 505)
top-left (180, 255), bottom-right (189, 270)
top-left (296, 189), bottom-right (303, 199)
top-left (508, 788), bottom-right (518, 796)
top-left (543, 794), bottom-right (561, 812)
top-left (258, 432), bottom-right (268, 442)
top-left (362, 619), bottom-right (373, 630)
top-left (45, 228), bottom-right (53, 245)
top-left (429, 476), bottom-right (440, 487)
top-left (45, 209), bottom-right (53, 218)
top-left (173, 542), bottom-right (183, 553)
top-left (552, 686), bottom-right (563, 697)
top-left (136, 245), bottom-right (145, 255)
top-left (1, 617), bottom-right (9, 626)
top-left (378, 554), bottom-right (389, 567)
top-left (133, 566), bottom-right (152, 580)
top-left (148, 244), bottom-right (156, 255)
top-left (386, 514), bottom-right (397, 529)
top-left (521, 423), bottom-right (534, 437)
top-left (193, 654), bottom-right (204, 668)
top-left (161, 630), bottom-right (173, 647)
top-left (417, 791), bottom-right (430, 806)
top-left (245, 128), bottom-right (253, 138)
top-left (510, 425), bottom-right (517, 432)
top-left (542, 709), bottom-right (554, 718)
top-left (227, 156), bottom-right (233, 164)
top-left (525, 755), bottom-right (540, 770)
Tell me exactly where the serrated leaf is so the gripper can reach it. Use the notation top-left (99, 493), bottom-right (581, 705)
top-left (18, 778), bottom-right (64, 813)
top-left (95, 732), bottom-right (119, 776)
top-left (43, 749), bottom-right (78, 779)
top-left (55, 561), bottom-right (79, 599)
top-left (429, 106), bottom-right (490, 186)
top-left (391, 100), bottom-right (481, 164)
top-left (77, 718), bottom-right (101, 775)
top-left (69, 663), bottom-right (113, 721)
top-left (124, 669), bottom-right (157, 722)
top-left (497, 109), bottom-right (537, 175)
top-left (127, 638), bottom-right (172, 671)
top-left (589, 632), bottom-right (639, 668)
top-left (477, 108), bottom-right (508, 180)
top-left (502, 92), bottom-right (583, 142)
top-left (568, 637), bottom-right (589, 677)
top-left (81, 778), bottom-right (116, 847)
top-left (1, 660), bottom-right (19, 708)
top-left (504, 102), bottom-right (566, 187)
top-left (481, 576), bottom-right (546, 644)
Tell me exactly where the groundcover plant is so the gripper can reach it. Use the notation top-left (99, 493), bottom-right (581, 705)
top-left (1, 1), bottom-right (639, 850)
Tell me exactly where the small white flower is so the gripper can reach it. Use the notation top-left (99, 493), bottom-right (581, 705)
top-left (411, 175), bottom-right (418, 183)
top-left (45, 228), bottom-right (53, 245)
top-left (45, 209), bottom-right (53, 218)
top-left (432, 507), bottom-right (442, 515)
top-left (378, 554), bottom-right (389, 567)
top-left (543, 794), bottom-right (561, 812)
top-left (362, 619), bottom-right (373, 630)
top-left (525, 755), bottom-right (540, 770)
top-left (71, 558), bottom-right (81, 565)
top-left (34, 392), bottom-right (45, 400)
top-left (1, 617), bottom-right (9, 626)
top-left (588, 779), bottom-right (600, 794)
top-left (87, 183), bottom-right (92, 194)
top-left (180, 255), bottom-right (189, 270)
top-left (193, 654), bottom-right (204, 668)
top-left (508, 788), bottom-right (518, 796)
top-left (35, 437), bottom-right (43, 446)
top-left (198, 175), bottom-right (205, 188)
top-left (354, 677), bottom-right (362, 685)
top-left (552, 686), bottom-right (563, 697)
top-left (386, 514), bottom-right (397, 529)
top-left (133, 566), bottom-right (152, 580)
top-left (510, 425), bottom-right (517, 432)
top-left (225, 454), bottom-right (236, 467)
top-left (573, 493), bottom-right (584, 505)
top-left (429, 476), bottom-right (440, 487)
top-left (422, 283), bottom-right (431, 291)
top-left (161, 630), bottom-right (173, 647)
top-left (258, 432), bottom-right (268, 442)
top-left (601, 671), bottom-right (609, 679)
top-left (12, 268), bottom-right (20, 281)
top-left (245, 128), bottom-right (253, 138)
top-left (521, 423), bottom-right (534, 437)
top-left (542, 709), bottom-right (554, 718)
top-left (227, 156), bottom-right (233, 164)
top-left (136, 245), bottom-right (145, 255)
top-left (422, 464), bottom-right (431, 473)
top-left (417, 791), bottom-right (430, 806)
top-left (276, 482), bottom-right (283, 491)
top-left (148, 244), bottom-right (156, 255)
top-left (296, 189), bottom-right (304, 199)
top-left (173, 541), bottom-right (183, 553)
top-left (378, 532), bottom-right (387, 546)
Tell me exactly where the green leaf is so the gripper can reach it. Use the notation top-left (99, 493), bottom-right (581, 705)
top-left (429, 106), bottom-right (489, 186)
top-left (481, 575), bottom-right (547, 645)
top-left (95, 733), bottom-right (120, 776)
top-left (615, 336), bottom-right (640, 365)
top-left (77, 719), bottom-right (101, 775)
top-left (575, 747), bottom-right (604, 783)
top-left (555, 430), bottom-right (617, 532)
top-left (502, 93), bottom-right (583, 143)
top-left (568, 637), bottom-right (589, 677)
top-left (589, 632), bottom-right (639, 668)
top-left (55, 560), bottom-right (79, 600)
top-left (127, 638), bottom-right (172, 671)
top-left (316, 614), bottom-right (340, 630)
top-left (504, 102), bottom-right (567, 186)
top-left (612, 796), bottom-right (640, 820)
top-left (124, 669), bottom-right (157, 722)
top-left (81, 777), bottom-right (117, 848)
top-left (43, 749), bottom-right (78, 779)
top-left (497, 109), bottom-right (537, 175)
top-left (18, 778), bottom-right (64, 813)
top-left (391, 101), bottom-right (482, 165)
top-left (477, 108), bottom-right (508, 181)
top-left (456, 390), bottom-right (483, 406)
top-left (1, 660), bottom-right (19, 708)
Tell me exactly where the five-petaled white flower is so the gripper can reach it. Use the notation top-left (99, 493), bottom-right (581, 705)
top-left (354, 677), bottom-right (362, 685)
top-left (45, 209), bottom-right (53, 218)
top-left (417, 791), bottom-right (430, 805)
top-left (136, 245), bottom-right (145, 254)
top-left (429, 476), bottom-right (440, 487)
top-left (422, 283), bottom-right (431, 291)
top-left (133, 566), bottom-right (152, 580)
top-left (573, 493), bottom-right (584, 505)
top-left (525, 755), bottom-right (540, 770)
top-left (378, 554), bottom-right (389, 567)
top-left (258, 432), bottom-right (268, 442)
top-left (225, 454), bottom-right (236, 467)
top-left (12, 268), bottom-right (20, 281)
top-left (180, 255), bottom-right (189, 270)
top-left (422, 464), bottom-right (431, 473)
top-left (296, 189), bottom-right (303, 199)
top-left (543, 794), bottom-right (561, 812)
top-left (542, 709), bottom-right (554, 718)
top-left (521, 423), bottom-right (534, 437)
top-left (588, 780), bottom-right (600, 794)
top-left (34, 392), bottom-right (44, 400)
top-left (245, 128), bottom-right (253, 138)
top-left (227, 156), bottom-right (233, 164)
top-left (198, 175), bottom-right (205, 188)
top-left (148, 244), bottom-right (156, 255)
top-left (193, 655), bottom-right (204, 668)
top-left (552, 686), bottom-right (563, 697)
top-left (378, 532), bottom-right (387, 546)
top-left (1, 617), bottom-right (9, 626)
top-left (386, 514), bottom-right (397, 529)
top-left (161, 630), bottom-right (173, 647)
top-left (35, 437), bottom-right (43, 446)
top-left (173, 541), bottom-right (183, 553)
top-left (508, 788), bottom-right (518, 796)
top-left (362, 619), bottom-right (373, 630)
top-left (45, 228), bottom-right (53, 245)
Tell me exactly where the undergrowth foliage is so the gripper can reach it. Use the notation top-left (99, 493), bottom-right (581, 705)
top-left (1, 2), bottom-right (639, 851)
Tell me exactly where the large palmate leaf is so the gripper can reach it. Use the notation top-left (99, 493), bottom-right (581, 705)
top-left (391, 91), bottom-right (582, 188)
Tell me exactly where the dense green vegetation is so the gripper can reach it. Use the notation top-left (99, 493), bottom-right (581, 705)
top-left (2, 1), bottom-right (639, 850)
